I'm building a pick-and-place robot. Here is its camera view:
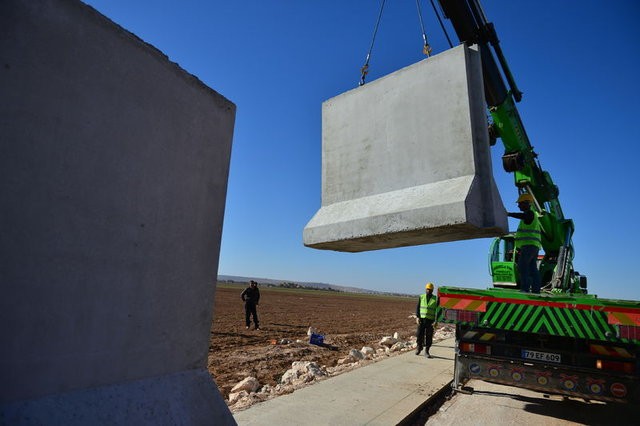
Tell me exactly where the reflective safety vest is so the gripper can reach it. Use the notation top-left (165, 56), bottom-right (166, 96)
top-left (515, 210), bottom-right (542, 249)
top-left (419, 294), bottom-right (437, 320)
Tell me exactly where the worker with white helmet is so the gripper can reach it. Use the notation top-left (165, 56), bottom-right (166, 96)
top-left (416, 282), bottom-right (438, 358)
top-left (508, 193), bottom-right (544, 294)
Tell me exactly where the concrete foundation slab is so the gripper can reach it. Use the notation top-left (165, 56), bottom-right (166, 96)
top-left (233, 338), bottom-right (456, 425)
top-left (304, 45), bottom-right (507, 252)
top-left (1, 370), bottom-right (232, 426)
top-left (1, 0), bottom-right (235, 423)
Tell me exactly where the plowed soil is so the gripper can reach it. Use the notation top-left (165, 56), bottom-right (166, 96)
top-left (208, 284), bottom-right (420, 399)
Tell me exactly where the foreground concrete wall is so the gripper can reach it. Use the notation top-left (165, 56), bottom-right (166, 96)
top-left (0, 0), bottom-right (235, 423)
top-left (304, 44), bottom-right (507, 252)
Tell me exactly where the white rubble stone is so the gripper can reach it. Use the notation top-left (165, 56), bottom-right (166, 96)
top-left (280, 338), bottom-right (293, 345)
top-left (393, 332), bottom-right (400, 340)
top-left (306, 362), bottom-right (325, 378)
top-left (280, 361), bottom-right (325, 385)
top-left (231, 376), bottom-right (260, 393)
top-left (228, 390), bottom-right (248, 404)
top-left (379, 336), bottom-right (398, 347)
top-left (293, 361), bottom-right (313, 371)
top-left (259, 384), bottom-right (273, 394)
top-left (361, 346), bottom-right (375, 356)
top-left (280, 369), bottom-right (299, 385)
top-left (389, 342), bottom-right (405, 352)
top-left (349, 349), bottom-right (365, 360)
top-left (307, 327), bottom-right (317, 336)
top-left (295, 339), bottom-right (305, 344)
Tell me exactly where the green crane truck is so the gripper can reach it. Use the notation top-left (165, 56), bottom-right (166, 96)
top-left (436, 0), bottom-right (640, 403)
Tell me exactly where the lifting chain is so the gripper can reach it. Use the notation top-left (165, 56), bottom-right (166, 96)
top-left (359, 0), bottom-right (386, 86)
top-left (359, 0), bottom-right (446, 86)
top-left (415, 0), bottom-right (432, 57)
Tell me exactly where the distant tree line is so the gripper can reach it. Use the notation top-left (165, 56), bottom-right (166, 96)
top-left (219, 280), bottom-right (415, 297)
top-left (219, 280), bottom-right (339, 292)
top-left (279, 281), bottom-right (339, 291)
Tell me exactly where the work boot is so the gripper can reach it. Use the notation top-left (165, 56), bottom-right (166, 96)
top-left (415, 347), bottom-right (422, 355)
top-left (425, 350), bottom-right (433, 359)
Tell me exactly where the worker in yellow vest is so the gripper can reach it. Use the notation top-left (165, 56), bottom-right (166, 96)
top-left (508, 193), bottom-right (543, 294)
top-left (416, 282), bottom-right (438, 358)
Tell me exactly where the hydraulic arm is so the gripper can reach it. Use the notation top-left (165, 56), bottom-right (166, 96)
top-left (438, 0), bottom-right (578, 291)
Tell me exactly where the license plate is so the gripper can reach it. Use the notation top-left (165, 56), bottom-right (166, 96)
top-left (521, 349), bottom-right (561, 363)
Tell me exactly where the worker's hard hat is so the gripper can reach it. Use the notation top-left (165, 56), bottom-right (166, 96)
top-left (516, 193), bottom-right (534, 204)
top-left (425, 282), bottom-right (434, 290)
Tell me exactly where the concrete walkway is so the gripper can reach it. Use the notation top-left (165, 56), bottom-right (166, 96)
top-left (233, 337), bottom-right (455, 426)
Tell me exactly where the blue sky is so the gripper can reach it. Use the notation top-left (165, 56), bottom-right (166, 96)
top-left (84, 1), bottom-right (640, 300)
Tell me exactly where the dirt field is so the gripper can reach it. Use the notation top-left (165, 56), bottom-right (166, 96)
top-left (208, 284), bottom-right (426, 401)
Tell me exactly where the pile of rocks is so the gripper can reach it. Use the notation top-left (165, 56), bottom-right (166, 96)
top-left (227, 330), bottom-right (419, 411)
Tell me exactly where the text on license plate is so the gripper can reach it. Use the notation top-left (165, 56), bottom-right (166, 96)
top-left (521, 349), bottom-right (561, 363)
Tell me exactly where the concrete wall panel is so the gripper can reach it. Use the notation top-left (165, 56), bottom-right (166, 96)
top-left (304, 45), bottom-right (507, 252)
top-left (0, 0), bottom-right (235, 423)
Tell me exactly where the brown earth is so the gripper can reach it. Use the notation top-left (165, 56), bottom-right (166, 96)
top-left (208, 284), bottom-right (426, 401)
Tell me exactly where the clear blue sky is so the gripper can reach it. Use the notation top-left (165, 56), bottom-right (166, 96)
top-left (84, 1), bottom-right (639, 300)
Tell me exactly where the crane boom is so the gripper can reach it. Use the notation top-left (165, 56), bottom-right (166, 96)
top-left (438, 0), bottom-right (577, 291)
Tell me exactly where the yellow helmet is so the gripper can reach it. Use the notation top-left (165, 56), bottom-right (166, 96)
top-left (516, 193), bottom-right (534, 204)
top-left (425, 282), bottom-right (434, 290)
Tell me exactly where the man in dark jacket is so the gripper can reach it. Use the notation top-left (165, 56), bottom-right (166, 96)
top-left (241, 280), bottom-right (260, 330)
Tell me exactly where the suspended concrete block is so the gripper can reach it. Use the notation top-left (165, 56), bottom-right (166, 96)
top-left (304, 44), bottom-right (507, 252)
